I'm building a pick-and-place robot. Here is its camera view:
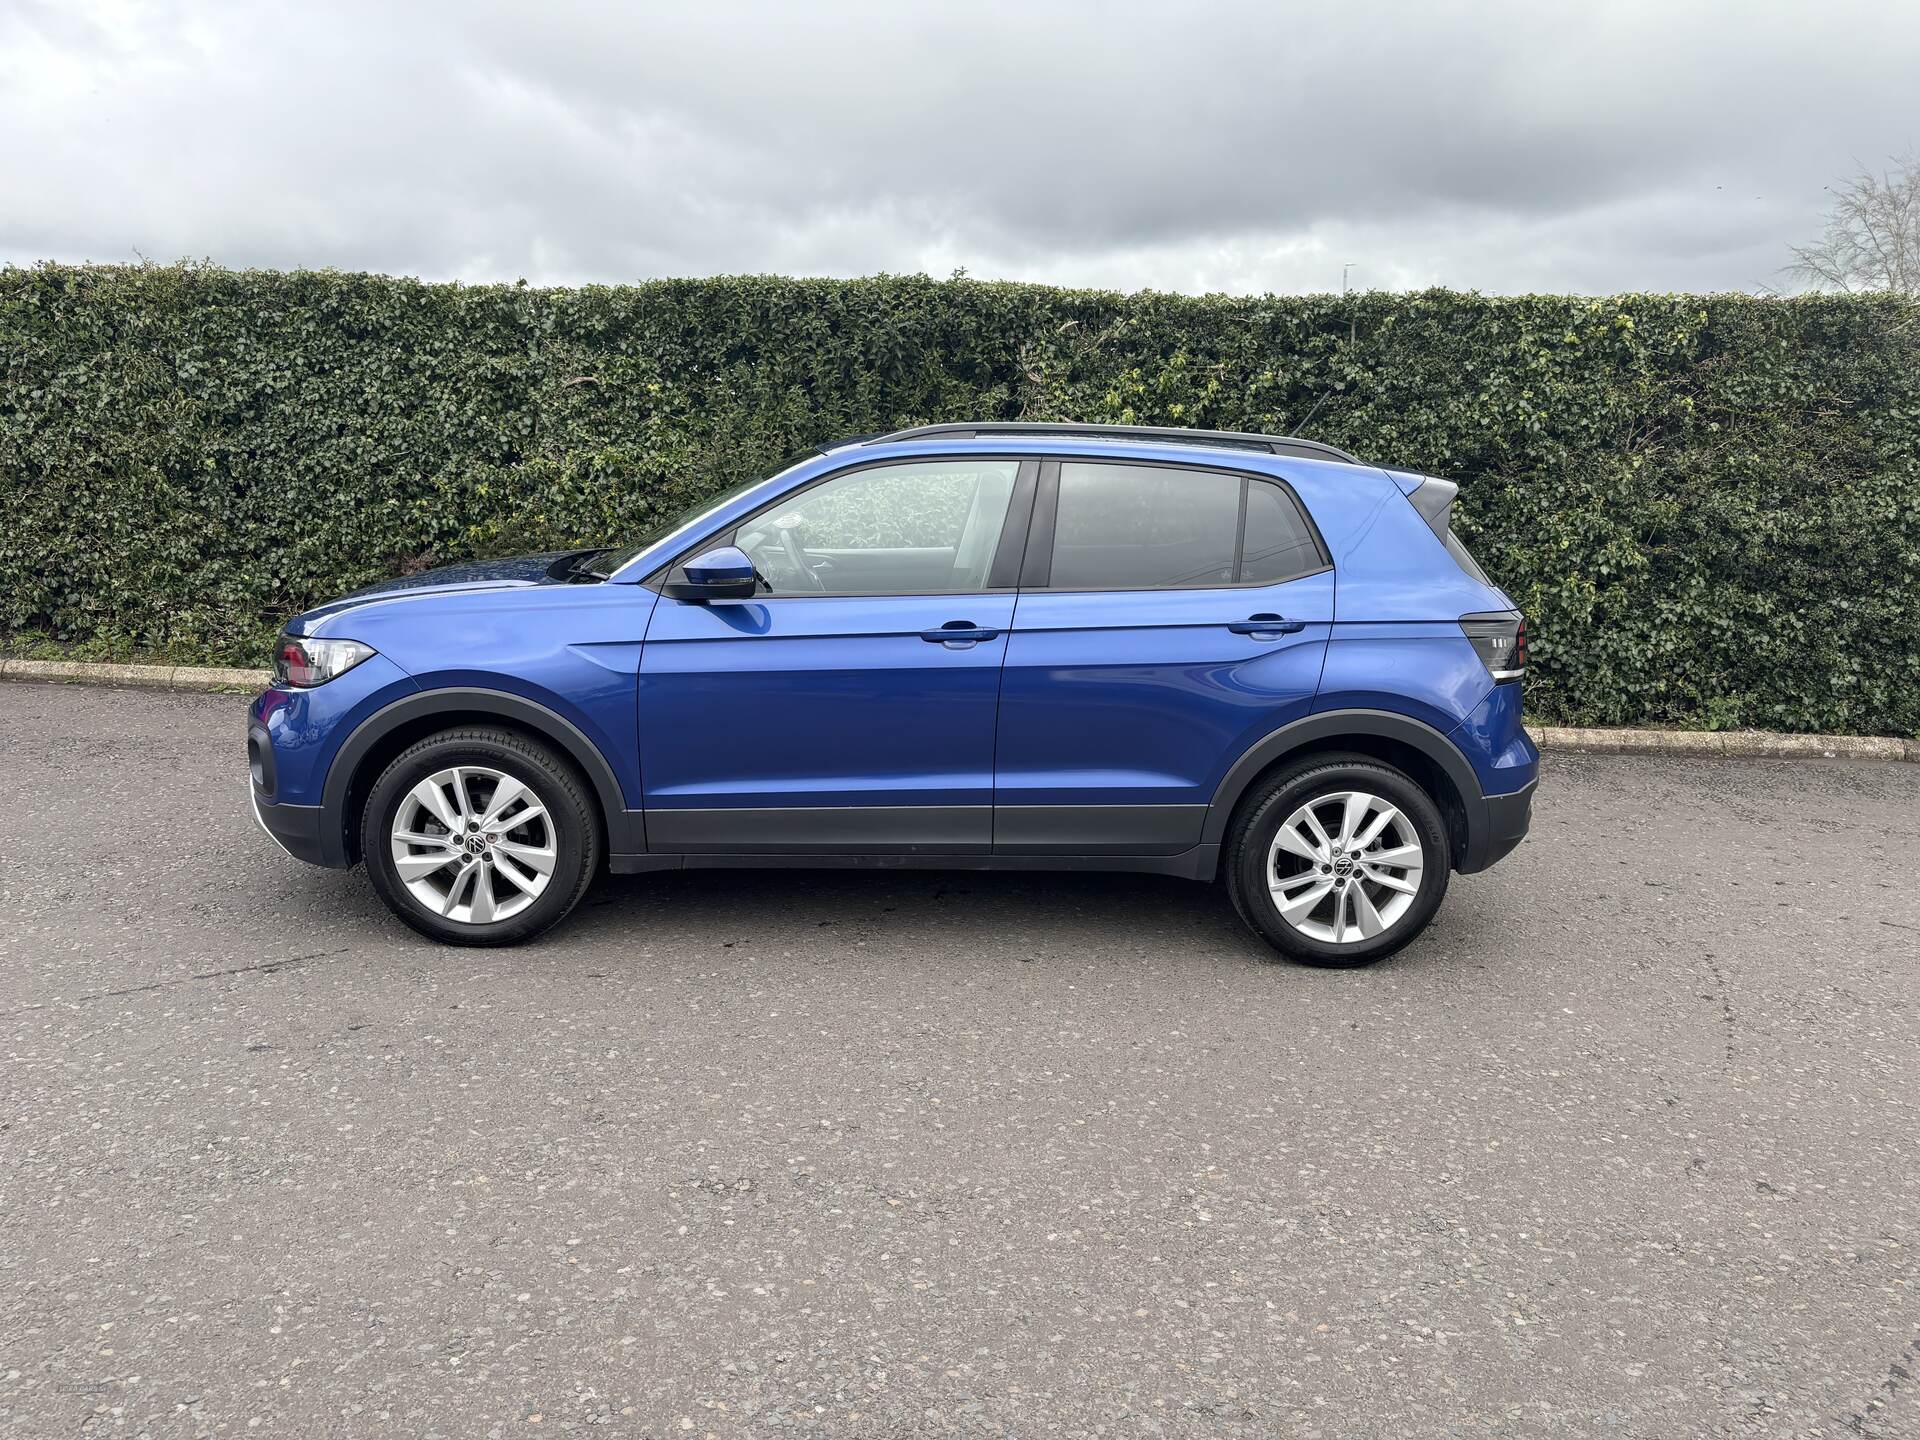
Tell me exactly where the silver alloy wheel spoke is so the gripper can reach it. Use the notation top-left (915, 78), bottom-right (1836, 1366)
top-left (1266, 789), bottom-right (1424, 946)
top-left (1274, 868), bottom-right (1325, 893)
top-left (1362, 866), bottom-right (1419, 895)
top-left (1278, 877), bottom-right (1334, 921)
top-left (409, 777), bottom-right (462, 833)
top-left (1352, 883), bottom-right (1387, 938)
top-left (491, 849), bottom-right (542, 893)
top-left (495, 839), bottom-right (556, 875)
top-left (392, 764), bottom-right (555, 925)
top-left (1299, 808), bottom-right (1335, 856)
top-left (1366, 842), bottom-right (1421, 868)
top-left (442, 860), bottom-right (478, 916)
top-left (1353, 810), bottom-right (1396, 850)
top-left (467, 867), bottom-right (497, 924)
top-left (396, 849), bottom-right (459, 882)
top-left (1337, 792), bottom-right (1371, 848)
top-left (1275, 821), bottom-right (1327, 864)
top-left (479, 777), bottom-right (539, 831)
top-left (497, 803), bottom-right (547, 836)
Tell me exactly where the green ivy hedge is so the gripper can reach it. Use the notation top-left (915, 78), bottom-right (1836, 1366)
top-left (3, 263), bottom-right (1917, 734)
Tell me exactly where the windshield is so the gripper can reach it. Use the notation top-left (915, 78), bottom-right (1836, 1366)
top-left (584, 467), bottom-right (797, 578)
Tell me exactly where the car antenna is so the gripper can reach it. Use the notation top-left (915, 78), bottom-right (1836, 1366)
top-left (1289, 382), bottom-right (1337, 440)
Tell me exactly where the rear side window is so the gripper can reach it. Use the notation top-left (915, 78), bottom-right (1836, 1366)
top-left (1050, 463), bottom-right (1241, 589)
top-left (1044, 462), bottom-right (1323, 590)
top-left (1239, 480), bottom-right (1322, 585)
top-left (1444, 529), bottom-right (1493, 586)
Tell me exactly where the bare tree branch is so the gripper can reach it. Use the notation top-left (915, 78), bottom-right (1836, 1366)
top-left (1787, 148), bottom-right (1920, 294)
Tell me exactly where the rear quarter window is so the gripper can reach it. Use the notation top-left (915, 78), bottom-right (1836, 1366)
top-left (1444, 529), bottom-right (1493, 586)
top-left (1239, 480), bottom-right (1323, 584)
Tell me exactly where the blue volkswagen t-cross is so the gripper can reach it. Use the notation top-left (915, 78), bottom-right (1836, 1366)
top-left (248, 423), bottom-right (1536, 965)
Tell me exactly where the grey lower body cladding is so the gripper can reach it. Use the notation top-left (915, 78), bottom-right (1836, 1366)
top-left (641, 803), bottom-right (1206, 856)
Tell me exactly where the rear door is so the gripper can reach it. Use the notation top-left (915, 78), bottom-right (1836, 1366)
top-left (993, 457), bottom-right (1333, 854)
top-left (640, 456), bottom-right (1036, 854)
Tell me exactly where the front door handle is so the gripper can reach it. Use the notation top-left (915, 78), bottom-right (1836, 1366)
top-left (921, 621), bottom-right (1002, 648)
top-left (1227, 613), bottom-right (1307, 637)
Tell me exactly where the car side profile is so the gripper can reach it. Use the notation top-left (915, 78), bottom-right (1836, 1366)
top-left (248, 422), bottom-right (1537, 965)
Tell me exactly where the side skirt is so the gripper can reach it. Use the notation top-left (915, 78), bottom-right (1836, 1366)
top-left (608, 846), bottom-right (1220, 882)
top-left (619, 803), bottom-right (1215, 878)
top-left (644, 805), bottom-right (990, 855)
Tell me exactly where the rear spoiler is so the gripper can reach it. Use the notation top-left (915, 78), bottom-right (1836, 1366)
top-left (1405, 475), bottom-right (1459, 543)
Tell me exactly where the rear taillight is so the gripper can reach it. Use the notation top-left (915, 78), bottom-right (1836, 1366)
top-left (1460, 613), bottom-right (1525, 683)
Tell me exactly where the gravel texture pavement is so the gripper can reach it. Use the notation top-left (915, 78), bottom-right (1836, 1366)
top-left (2, 682), bottom-right (1916, 1438)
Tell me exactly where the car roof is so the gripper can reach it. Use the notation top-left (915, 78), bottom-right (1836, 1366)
top-left (822, 422), bottom-right (1361, 467)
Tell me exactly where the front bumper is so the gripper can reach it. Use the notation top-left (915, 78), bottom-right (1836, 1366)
top-left (246, 654), bottom-right (419, 870)
top-left (250, 786), bottom-right (340, 867)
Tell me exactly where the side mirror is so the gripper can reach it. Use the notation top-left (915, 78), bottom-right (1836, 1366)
top-left (664, 545), bottom-right (758, 602)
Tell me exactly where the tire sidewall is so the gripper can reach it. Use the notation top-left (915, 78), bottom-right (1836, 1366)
top-left (1232, 760), bottom-right (1449, 966)
top-left (362, 733), bottom-right (595, 945)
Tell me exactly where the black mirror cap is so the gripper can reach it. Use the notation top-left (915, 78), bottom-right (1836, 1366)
top-left (662, 575), bottom-right (758, 602)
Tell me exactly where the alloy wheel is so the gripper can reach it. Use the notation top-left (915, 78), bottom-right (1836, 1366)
top-left (1266, 789), bottom-right (1425, 945)
top-left (388, 765), bottom-right (556, 924)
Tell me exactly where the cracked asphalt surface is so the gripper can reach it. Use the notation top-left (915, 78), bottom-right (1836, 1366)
top-left (2, 681), bottom-right (1917, 1439)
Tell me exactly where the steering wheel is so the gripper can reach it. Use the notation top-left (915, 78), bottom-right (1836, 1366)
top-left (776, 520), bottom-right (826, 592)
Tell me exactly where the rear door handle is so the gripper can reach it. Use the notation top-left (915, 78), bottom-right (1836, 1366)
top-left (921, 621), bottom-right (1001, 648)
top-left (1227, 613), bottom-right (1306, 637)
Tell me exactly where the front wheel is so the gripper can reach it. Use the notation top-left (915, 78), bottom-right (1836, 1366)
top-left (361, 727), bottom-right (600, 946)
top-left (1225, 754), bottom-right (1449, 967)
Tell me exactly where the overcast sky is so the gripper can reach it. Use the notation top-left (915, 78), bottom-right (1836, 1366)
top-left (3, 0), bottom-right (1916, 296)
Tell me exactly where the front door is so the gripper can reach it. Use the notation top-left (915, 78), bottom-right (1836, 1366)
top-left (640, 457), bottom-right (1033, 854)
top-left (993, 458), bottom-right (1334, 854)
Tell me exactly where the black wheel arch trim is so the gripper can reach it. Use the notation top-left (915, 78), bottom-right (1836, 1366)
top-left (319, 687), bottom-right (642, 866)
top-left (1201, 708), bottom-right (1491, 866)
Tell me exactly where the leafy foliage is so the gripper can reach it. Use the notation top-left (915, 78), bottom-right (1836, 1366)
top-left (3, 264), bottom-right (1917, 734)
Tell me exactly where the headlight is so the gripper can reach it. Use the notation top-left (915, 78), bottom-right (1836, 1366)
top-left (273, 634), bottom-right (376, 687)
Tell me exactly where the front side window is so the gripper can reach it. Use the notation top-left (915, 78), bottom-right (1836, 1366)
top-left (734, 459), bottom-right (1018, 596)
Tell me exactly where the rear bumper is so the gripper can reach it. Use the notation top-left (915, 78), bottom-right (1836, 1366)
top-left (1459, 778), bottom-right (1534, 874)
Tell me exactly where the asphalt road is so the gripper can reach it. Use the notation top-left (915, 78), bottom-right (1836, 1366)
top-left (2, 682), bottom-right (1917, 1439)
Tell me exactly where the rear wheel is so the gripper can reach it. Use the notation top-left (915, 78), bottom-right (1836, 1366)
top-left (1226, 754), bottom-right (1449, 967)
top-left (361, 727), bottom-right (599, 946)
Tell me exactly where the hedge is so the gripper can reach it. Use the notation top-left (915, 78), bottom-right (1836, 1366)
top-left (3, 263), bottom-right (1917, 735)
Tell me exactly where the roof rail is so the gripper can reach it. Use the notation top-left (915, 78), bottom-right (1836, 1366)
top-left (862, 422), bottom-right (1361, 465)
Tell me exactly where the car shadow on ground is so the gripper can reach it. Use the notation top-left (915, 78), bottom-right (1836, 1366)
top-left (567, 863), bottom-right (1279, 964)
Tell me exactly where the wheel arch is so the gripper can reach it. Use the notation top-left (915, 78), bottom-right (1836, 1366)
top-left (322, 688), bottom-right (639, 866)
top-left (1203, 709), bottom-right (1486, 871)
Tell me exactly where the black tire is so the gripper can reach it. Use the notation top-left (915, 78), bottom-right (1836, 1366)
top-left (360, 727), bottom-right (600, 947)
top-left (1225, 752), bottom-right (1449, 968)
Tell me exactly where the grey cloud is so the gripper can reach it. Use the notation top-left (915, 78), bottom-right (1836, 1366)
top-left (3, 0), bottom-right (1915, 295)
